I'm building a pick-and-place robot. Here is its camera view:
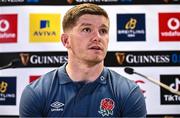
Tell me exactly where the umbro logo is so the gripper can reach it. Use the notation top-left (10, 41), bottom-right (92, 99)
top-left (50, 101), bottom-right (64, 112)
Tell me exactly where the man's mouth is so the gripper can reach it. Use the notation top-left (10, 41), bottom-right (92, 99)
top-left (89, 46), bottom-right (102, 50)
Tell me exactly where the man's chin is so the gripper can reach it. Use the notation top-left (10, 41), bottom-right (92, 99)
top-left (86, 57), bottom-right (104, 64)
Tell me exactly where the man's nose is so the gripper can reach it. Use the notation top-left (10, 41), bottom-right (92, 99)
top-left (92, 30), bottom-right (101, 42)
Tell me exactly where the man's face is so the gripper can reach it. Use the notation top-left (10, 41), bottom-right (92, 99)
top-left (63, 14), bottom-right (109, 65)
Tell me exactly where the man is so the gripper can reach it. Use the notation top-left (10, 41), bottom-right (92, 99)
top-left (19, 3), bottom-right (147, 117)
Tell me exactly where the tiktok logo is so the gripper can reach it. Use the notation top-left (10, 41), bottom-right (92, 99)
top-left (160, 75), bottom-right (180, 104)
top-left (169, 78), bottom-right (180, 93)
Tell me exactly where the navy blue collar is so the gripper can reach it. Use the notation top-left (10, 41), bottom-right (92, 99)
top-left (57, 63), bottom-right (108, 85)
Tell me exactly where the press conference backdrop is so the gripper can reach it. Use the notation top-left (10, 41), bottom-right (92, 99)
top-left (0, 0), bottom-right (180, 116)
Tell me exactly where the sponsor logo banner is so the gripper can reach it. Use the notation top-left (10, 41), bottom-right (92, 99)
top-left (0, 51), bottom-right (179, 68)
top-left (160, 74), bottom-right (180, 104)
top-left (159, 13), bottom-right (180, 41)
top-left (0, 0), bottom-right (24, 4)
top-left (0, 77), bottom-right (16, 105)
top-left (0, 14), bottom-right (17, 43)
top-left (0, 52), bottom-right (68, 68)
top-left (117, 14), bottom-right (146, 41)
top-left (30, 14), bottom-right (61, 42)
top-left (0, 0), bottom-right (179, 5)
top-left (27, 0), bottom-right (39, 3)
top-left (105, 51), bottom-right (180, 67)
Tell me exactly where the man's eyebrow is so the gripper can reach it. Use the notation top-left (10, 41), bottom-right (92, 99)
top-left (79, 23), bottom-right (92, 27)
top-left (79, 23), bottom-right (109, 28)
top-left (100, 24), bottom-right (109, 29)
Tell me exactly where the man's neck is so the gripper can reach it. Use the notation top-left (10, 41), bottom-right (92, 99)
top-left (66, 61), bottom-right (104, 83)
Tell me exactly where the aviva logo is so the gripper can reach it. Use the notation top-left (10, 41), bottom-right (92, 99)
top-left (30, 14), bottom-right (61, 42)
top-left (40, 20), bottom-right (50, 29)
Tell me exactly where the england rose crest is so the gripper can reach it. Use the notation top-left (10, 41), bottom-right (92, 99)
top-left (98, 98), bottom-right (115, 116)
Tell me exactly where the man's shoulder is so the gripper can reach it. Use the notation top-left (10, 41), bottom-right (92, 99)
top-left (107, 68), bottom-right (138, 89)
top-left (28, 67), bottom-right (62, 92)
top-left (106, 68), bottom-right (140, 104)
top-left (107, 68), bottom-right (131, 81)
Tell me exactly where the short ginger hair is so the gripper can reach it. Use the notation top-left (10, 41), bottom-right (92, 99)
top-left (62, 3), bottom-right (109, 32)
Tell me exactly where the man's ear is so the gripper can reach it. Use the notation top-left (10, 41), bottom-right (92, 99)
top-left (61, 33), bottom-right (70, 48)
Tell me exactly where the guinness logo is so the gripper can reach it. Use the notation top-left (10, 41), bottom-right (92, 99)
top-left (115, 53), bottom-right (125, 65)
top-left (20, 53), bottom-right (29, 66)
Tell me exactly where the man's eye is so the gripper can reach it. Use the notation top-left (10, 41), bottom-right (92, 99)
top-left (82, 28), bottom-right (91, 32)
top-left (100, 29), bottom-right (108, 34)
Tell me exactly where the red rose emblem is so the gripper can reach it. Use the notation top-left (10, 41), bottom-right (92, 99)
top-left (101, 98), bottom-right (114, 110)
top-left (98, 98), bottom-right (115, 116)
